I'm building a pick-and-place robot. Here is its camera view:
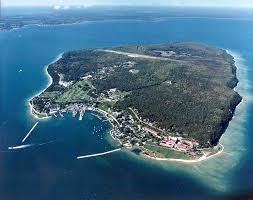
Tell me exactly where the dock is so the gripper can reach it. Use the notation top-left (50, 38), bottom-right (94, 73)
top-left (79, 111), bottom-right (83, 120)
top-left (79, 107), bottom-right (86, 121)
top-left (72, 110), bottom-right (77, 117)
top-left (77, 148), bottom-right (121, 159)
top-left (22, 122), bottom-right (39, 143)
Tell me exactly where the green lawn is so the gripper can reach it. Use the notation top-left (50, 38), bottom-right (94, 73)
top-left (55, 80), bottom-right (93, 103)
top-left (98, 102), bottom-right (112, 111)
top-left (40, 91), bottom-right (61, 99)
top-left (144, 143), bottom-right (190, 159)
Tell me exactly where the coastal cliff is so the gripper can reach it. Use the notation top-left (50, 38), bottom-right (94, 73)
top-left (210, 59), bottom-right (242, 146)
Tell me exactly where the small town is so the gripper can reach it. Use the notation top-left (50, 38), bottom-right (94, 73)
top-left (32, 85), bottom-right (203, 159)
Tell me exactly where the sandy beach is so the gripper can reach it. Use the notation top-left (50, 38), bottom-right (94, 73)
top-left (27, 53), bottom-right (63, 120)
top-left (143, 143), bottom-right (224, 164)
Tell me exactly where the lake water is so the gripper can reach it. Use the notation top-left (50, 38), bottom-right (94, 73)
top-left (1, 14), bottom-right (253, 200)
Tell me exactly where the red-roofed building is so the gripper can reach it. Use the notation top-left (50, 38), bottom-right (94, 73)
top-left (159, 136), bottom-right (178, 148)
top-left (160, 140), bottom-right (176, 148)
top-left (175, 143), bottom-right (191, 152)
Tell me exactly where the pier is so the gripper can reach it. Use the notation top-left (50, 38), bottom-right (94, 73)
top-left (72, 110), bottom-right (77, 117)
top-left (77, 148), bottom-right (121, 159)
top-left (79, 111), bottom-right (84, 121)
top-left (22, 122), bottom-right (39, 143)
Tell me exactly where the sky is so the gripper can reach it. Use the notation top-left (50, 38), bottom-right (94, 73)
top-left (2, 0), bottom-right (253, 8)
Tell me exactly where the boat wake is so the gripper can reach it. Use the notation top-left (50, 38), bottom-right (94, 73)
top-left (7, 140), bottom-right (56, 151)
top-left (8, 144), bottom-right (35, 150)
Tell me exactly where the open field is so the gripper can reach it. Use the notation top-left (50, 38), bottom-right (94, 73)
top-left (144, 143), bottom-right (191, 159)
top-left (56, 80), bottom-right (93, 103)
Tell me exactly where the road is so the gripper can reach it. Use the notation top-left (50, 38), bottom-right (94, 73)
top-left (98, 49), bottom-right (183, 62)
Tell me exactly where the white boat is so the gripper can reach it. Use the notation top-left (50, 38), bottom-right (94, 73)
top-left (86, 107), bottom-right (93, 111)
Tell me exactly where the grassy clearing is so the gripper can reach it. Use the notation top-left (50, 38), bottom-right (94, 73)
top-left (98, 102), bottom-right (112, 111)
top-left (56, 80), bottom-right (93, 103)
top-left (113, 90), bottom-right (130, 99)
top-left (144, 143), bottom-right (190, 159)
top-left (40, 91), bottom-right (61, 99)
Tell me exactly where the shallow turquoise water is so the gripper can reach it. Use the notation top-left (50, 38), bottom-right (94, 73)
top-left (1, 16), bottom-right (253, 200)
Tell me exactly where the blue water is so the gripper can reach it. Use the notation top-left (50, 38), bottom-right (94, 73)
top-left (1, 15), bottom-right (253, 200)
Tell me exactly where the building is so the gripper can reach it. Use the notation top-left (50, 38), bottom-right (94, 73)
top-left (175, 142), bottom-right (192, 152)
top-left (159, 136), bottom-right (178, 148)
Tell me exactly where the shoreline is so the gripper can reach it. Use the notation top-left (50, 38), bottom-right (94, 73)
top-left (3, 20), bottom-right (95, 33)
top-left (90, 108), bottom-right (224, 163)
top-left (27, 53), bottom-right (63, 120)
top-left (26, 51), bottom-right (123, 145)
top-left (93, 108), bottom-right (123, 146)
top-left (141, 143), bottom-right (224, 163)
top-left (227, 49), bottom-right (245, 109)
top-left (3, 16), bottom-right (253, 33)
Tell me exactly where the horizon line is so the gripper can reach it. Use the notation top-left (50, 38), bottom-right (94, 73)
top-left (2, 5), bottom-right (253, 9)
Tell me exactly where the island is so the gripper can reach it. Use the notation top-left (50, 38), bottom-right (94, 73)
top-left (30, 42), bottom-right (242, 161)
